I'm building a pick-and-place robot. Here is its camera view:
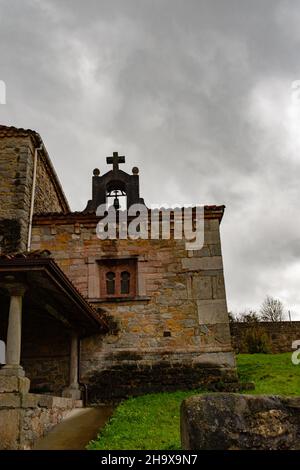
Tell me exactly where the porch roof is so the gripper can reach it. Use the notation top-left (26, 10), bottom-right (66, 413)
top-left (0, 251), bottom-right (109, 336)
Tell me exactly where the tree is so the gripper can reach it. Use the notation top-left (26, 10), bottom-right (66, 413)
top-left (260, 296), bottom-right (285, 322)
top-left (229, 310), bottom-right (260, 323)
top-left (240, 310), bottom-right (260, 323)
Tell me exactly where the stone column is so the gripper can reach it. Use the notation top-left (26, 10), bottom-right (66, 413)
top-left (1, 284), bottom-right (26, 377)
top-left (69, 332), bottom-right (79, 388)
top-left (63, 332), bottom-right (81, 400)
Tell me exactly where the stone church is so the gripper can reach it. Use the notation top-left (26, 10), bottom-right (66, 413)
top-left (0, 124), bottom-right (236, 448)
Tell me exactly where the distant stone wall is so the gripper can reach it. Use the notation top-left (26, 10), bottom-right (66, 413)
top-left (230, 321), bottom-right (300, 353)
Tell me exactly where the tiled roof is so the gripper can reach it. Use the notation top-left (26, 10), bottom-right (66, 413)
top-left (0, 249), bottom-right (51, 260)
top-left (34, 206), bottom-right (225, 216)
top-left (0, 124), bottom-right (41, 143)
top-left (33, 205), bottom-right (226, 222)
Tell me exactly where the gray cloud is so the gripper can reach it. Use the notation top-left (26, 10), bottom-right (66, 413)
top-left (1, 0), bottom-right (300, 318)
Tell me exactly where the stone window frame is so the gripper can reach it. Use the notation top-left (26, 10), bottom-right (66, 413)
top-left (100, 259), bottom-right (136, 299)
top-left (87, 254), bottom-right (150, 302)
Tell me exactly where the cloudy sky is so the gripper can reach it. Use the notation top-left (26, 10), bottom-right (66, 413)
top-left (1, 0), bottom-right (300, 318)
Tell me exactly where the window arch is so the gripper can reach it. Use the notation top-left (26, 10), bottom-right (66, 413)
top-left (121, 271), bottom-right (130, 294)
top-left (106, 271), bottom-right (116, 295)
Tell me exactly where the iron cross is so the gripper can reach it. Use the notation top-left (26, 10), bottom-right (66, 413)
top-left (106, 152), bottom-right (125, 171)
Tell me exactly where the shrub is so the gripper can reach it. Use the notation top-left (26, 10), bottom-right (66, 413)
top-left (242, 327), bottom-right (271, 354)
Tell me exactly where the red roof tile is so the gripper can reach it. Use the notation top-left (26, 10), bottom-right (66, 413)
top-left (0, 124), bottom-right (41, 142)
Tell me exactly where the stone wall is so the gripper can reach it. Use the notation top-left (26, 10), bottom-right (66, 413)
top-left (85, 352), bottom-right (237, 402)
top-left (0, 135), bottom-right (34, 252)
top-left (230, 321), bottom-right (300, 353)
top-left (21, 395), bottom-right (75, 450)
top-left (32, 213), bottom-right (236, 400)
top-left (0, 130), bottom-right (68, 253)
top-left (34, 152), bottom-right (67, 214)
top-left (21, 314), bottom-right (70, 395)
top-left (0, 219), bottom-right (21, 253)
top-left (0, 375), bottom-right (77, 449)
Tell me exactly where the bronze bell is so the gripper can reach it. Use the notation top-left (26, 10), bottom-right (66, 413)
top-left (113, 195), bottom-right (120, 211)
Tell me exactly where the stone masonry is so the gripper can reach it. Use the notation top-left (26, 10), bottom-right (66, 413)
top-left (0, 375), bottom-right (77, 450)
top-left (31, 212), bottom-right (236, 401)
top-left (0, 126), bottom-right (69, 253)
top-left (230, 321), bottom-right (300, 354)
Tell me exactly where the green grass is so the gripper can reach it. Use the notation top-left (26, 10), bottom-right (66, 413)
top-left (87, 353), bottom-right (300, 450)
top-left (87, 390), bottom-right (199, 450)
top-left (237, 353), bottom-right (300, 395)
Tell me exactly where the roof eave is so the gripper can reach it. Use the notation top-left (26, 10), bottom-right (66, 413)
top-left (0, 257), bottom-right (108, 334)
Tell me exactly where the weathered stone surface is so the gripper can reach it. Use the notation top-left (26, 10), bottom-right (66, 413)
top-left (191, 352), bottom-right (236, 368)
top-left (0, 409), bottom-right (20, 449)
top-left (86, 360), bottom-right (238, 403)
top-left (182, 256), bottom-right (223, 271)
top-left (0, 393), bottom-right (21, 408)
top-left (37, 395), bottom-right (55, 408)
top-left (18, 377), bottom-right (30, 394)
top-left (34, 154), bottom-right (66, 214)
top-left (0, 133), bottom-right (67, 253)
top-left (0, 376), bottom-right (19, 393)
top-left (197, 299), bottom-right (228, 324)
top-left (62, 387), bottom-right (82, 400)
top-left (0, 391), bottom-right (77, 449)
top-left (192, 275), bottom-right (212, 300)
top-left (21, 393), bottom-right (39, 408)
top-left (181, 393), bottom-right (300, 450)
top-left (52, 396), bottom-right (74, 408)
top-left (19, 395), bottom-right (76, 449)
